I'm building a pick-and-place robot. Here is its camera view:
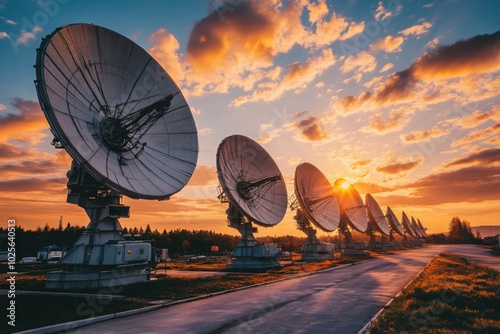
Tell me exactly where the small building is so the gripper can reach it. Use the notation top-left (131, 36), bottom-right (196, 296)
top-left (37, 245), bottom-right (64, 262)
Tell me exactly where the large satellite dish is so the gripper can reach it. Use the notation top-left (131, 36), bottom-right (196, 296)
top-left (386, 206), bottom-right (405, 236)
top-left (365, 193), bottom-right (390, 236)
top-left (34, 23), bottom-right (198, 289)
top-left (294, 163), bottom-right (340, 232)
top-left (217, 135), bottom-right (287, 226)
top-left (35, 23), bottom-right (198, 199)
top-left (333, 178), bottom-right (367, 233)
top-left (401, 211), bottom-right (415, 236)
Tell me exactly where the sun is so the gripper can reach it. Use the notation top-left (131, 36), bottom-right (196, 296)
top-left (341, 181), bottom-right (350, 190)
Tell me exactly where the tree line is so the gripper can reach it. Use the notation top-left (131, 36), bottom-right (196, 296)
top-left (426, 216), bottom-right (480, 244)
top-left (0, 216), bottom-right (482, 259)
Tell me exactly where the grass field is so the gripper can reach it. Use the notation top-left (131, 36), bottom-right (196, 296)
top-left (368, 252), bottom-right (500, 333)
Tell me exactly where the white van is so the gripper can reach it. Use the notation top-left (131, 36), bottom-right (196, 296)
top-left (21, 257), bottom-right (37, 264)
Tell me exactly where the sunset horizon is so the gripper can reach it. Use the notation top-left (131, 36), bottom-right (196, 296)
top-left (1, 0), bottom-right (499, 238)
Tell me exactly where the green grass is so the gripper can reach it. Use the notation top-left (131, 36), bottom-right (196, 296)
top-left (369, 252), bottom-right (500, 334)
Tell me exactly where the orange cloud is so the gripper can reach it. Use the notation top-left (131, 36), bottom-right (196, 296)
top-left (445, 148), bottom-right (500, 168)
top-left (231, 49), bottom-right (335, 106)
top-left (376, 157), bottom-right (424, 174)
top-left (341, 51), bottom-right (376, 74)
top-left (353, 181), bottom-right (392, 195)
top-left (399, 22), bottom-right (432, 36)
top-left (401, 126), bottom-right (450, 143)
top-left (335, 31), bottom-right (500, 114)
top-left (0, 143), bottom-right (39, 161)
top-left (362, 107), bottom-right (412, 133)
top-left (148, 28), bottom-right (184, 83)
top-left (186, 1), bottom-right (275, 74)
top-left (293, 115), bottom-right (329, 142)
top-left (446, 105), bottom-right (500, 129)
top-left (0, 98), bottom-right (48, 144)
top-left (406, 165), bottom-right (500, 204)
top-left (451, 123), bottom-right (500, 147)
top-left (371, 35), bottom-right (405, 53)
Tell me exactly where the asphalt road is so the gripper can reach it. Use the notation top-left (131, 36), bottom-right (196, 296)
top-left (72, 245), bottom-right (467, 334)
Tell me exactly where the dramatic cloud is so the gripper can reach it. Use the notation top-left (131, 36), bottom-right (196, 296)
top-left (376, 157), bottom-right (424, 174)
top-left (451, 122), bottom-right (500, 147)
top-left (371, 35), bottom-right (405, 53)
top-left (0, 142), bottom-right (33, 160)
top-left (155, 0), bottom-right (357, 102)
top-left (0, 98), bottom-right (48, 144)
top-left (148, 28), bottom-right (184, 83)
top-left (380, 63), bottom-right (395, 73)
top-left (445, 148), bottom-right (500, 168)
top-left (0, 177), bottom-right (66, 193)
top-left (290, 114), bottom-right (329, 142)
top-left (401, 125), bottom-right (450, 143)
top-left (186, 1), bottom-right (275, 74)
top-left (399, 22), bottom-right (432, 36)
top-left (231, 49), bottom-right (335, 106)
top-left (445, 105), bottom-right (500, 129)
top-left (407, 165), bottom-right (500, 204)
top-left (335, 31), bottom-right (500, 113)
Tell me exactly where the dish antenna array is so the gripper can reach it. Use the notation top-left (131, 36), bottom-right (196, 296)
top-left (216, 135), bottom-right (287, 270)
top-left (35, 24), bottom-right (198, 288)
top-left (289, 163), bottom-right (340, 261)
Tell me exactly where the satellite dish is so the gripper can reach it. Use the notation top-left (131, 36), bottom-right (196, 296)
top-left (216, 134), bottom-right (287, 226)
top-left (34, 23), bottom-right (198, 289)
top-left (365, 193), bottom-right (390, 236)
top-left (417, 219), bottom-right (428, 237)
top-left (216, 135), bottom-right (287, 270)
top-left (35, 23), bottom-right (198, 199)
top-left (401, 211), bottom-right (415, 236)
top-left (333, 178), bottom-right (367, 233)
top-left (294, 163), bottom-right (340, 232)
top-left (386, 206), bottom-right (405, 236)
top-left (411, 216), bottom-right (424, 238)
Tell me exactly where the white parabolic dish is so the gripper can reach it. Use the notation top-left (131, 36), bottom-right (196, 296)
top-left (34, 24), bottom-right (198, 199)
top-left (402, 211), bottom-right (415, 236)
top-left (294, 163), bottom-right (340, 232)
top-left (216, 135), bottom-right (287, 227)
top-left (333, 178), bottom-right (367, 233)
top-left (365, 193), bottom-right (390, 236)
top-left (386, 206), bottom-right (405, 236)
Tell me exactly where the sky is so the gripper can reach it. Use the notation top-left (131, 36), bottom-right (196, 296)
top-left (0, 0), bottom-right (499, 237)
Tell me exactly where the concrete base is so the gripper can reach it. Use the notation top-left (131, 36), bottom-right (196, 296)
top-left (301, 242), bottom-right (340, 261)
top-left (226, 257), bottom-right (280, 271)
top-left (343, 241), bottom-right (370, 255)
top-left (45, 267), bottom-right (150, 289)
top-left (302, 252), bottom-right (338, 261)
top-left (226, 243), bottom-right (281, 271)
